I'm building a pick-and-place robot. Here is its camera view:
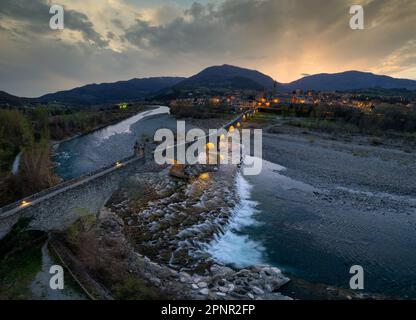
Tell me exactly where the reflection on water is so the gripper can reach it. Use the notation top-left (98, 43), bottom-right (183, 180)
top-left (54, 106), bottom-right (176, 180)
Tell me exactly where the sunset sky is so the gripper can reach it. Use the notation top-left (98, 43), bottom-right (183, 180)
top-left (0, 0), bottom-right (415, 97)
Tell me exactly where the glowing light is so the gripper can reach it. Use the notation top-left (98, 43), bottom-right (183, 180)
top-left (237, 122), bottom-right (241, 128)
top-left (199, 173), bottom-right (210, 180)
top-left (266, 102), bottom-right (270, 107)
top-left (229, 125), bottom-right (235, 133)
top-left (20, 200), bottom-right (31, 208)
top-left (115, 161), bottom-right (123, 167)
top-left (206, 142), bottom-right (215, 150)
top-left (219, 134), bottom-right (225, 141)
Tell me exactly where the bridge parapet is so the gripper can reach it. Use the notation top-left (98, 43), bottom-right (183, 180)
top-left (0, 155), bottom-right (138, 215)
top-left (0, 155), bottom-right (145, 239)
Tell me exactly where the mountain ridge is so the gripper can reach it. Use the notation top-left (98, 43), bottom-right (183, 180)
top-left (283, 70), bottom-right (416, 91)
top-left (2, 66), bottom-right (416, 106)
top-left (37, 77), bottom-right (186, 106)
top-left (177, 64), bottom-right (277, 89)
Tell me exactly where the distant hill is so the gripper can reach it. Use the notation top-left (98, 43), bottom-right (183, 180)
top-left (3, 66), bottom-right (416, 107)
top-left (283, 71), bottom-right (416, 91)
top-left (0, 91), bottom-right (34, 107)
top-left (38, 77), bottom-right (185, 106)
top-left (170, 64), bottom-right (277, 94)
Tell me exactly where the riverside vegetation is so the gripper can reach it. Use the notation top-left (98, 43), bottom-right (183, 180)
top-left (170, 103), bottom-right (235, 119)
top-left (273, 102), bottom-right (416, 145)
top-left (0, 103), bottom-right (149, 207)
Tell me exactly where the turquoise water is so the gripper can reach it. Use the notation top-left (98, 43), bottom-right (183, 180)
top-left (53, 106), bottom-right (177, 180)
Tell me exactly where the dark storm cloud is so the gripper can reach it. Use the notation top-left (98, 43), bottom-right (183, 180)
top-left (64, 9), bottom-right (109, 47)
top-left (0, 0), bottom-right (108, 47)
top-left (123, 0), bottom-right (347, 54)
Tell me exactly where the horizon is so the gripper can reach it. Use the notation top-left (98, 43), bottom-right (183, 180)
top-left (1, 0), bottom-right (416, 97)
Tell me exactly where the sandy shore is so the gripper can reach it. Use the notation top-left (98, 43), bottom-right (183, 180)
top-left (261, 120), bottom-right (416, 214)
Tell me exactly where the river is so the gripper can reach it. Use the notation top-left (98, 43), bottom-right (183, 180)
top-left (53, 106), bottom-right (177, 180)
top-left (208, 140), bottom-right (416, 299)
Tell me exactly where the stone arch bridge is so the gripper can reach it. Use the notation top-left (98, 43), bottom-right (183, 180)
top-left (0, 110), bottom-right (256, 239)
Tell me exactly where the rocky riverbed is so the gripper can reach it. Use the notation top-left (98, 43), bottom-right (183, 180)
top-left (74, 161), bottom-right (291, 300)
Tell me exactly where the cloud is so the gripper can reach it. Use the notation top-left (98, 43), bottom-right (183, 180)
top-left (122, 0), bottom-right (416, 76)
top-left (0, 0), bottom-right (108, 47)
top-left (0, 0), bottom-right (415, 96)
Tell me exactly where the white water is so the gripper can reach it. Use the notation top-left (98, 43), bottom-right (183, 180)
top-left (206, 156), bottom-right (319, 268)
top-left (96, 106), bottom-right (170, 141)
top-left (207, 172), bottom-right (265, 268)
top-left (11, 151), bottom-right (21, 175)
